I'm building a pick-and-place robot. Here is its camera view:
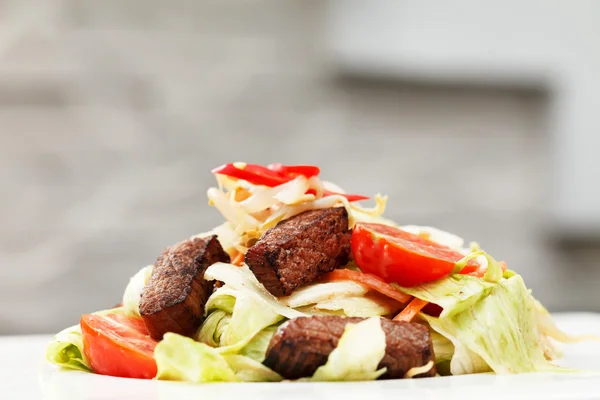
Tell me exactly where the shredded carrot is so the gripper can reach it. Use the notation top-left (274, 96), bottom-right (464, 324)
top-left (320, 269), bottom-right (412, 303)
top-left (393, 298), bottom-right (428, 322)
top-left (231, 252), bottom-right (245, 266)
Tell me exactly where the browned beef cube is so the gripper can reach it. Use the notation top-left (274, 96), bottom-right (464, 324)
top-left (263, 316), bottom-right (436, 380)
top-left (139, 235), bottom-right (230, 340)
top-left (245, 207), bottom-right (351, 296)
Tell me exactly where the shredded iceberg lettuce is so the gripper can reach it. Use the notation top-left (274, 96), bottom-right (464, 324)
top-left (155, 333), bottom-right (284, 383)
top-left (219, 292), bottom-right (282, 351)
top-left (204, 263), bottom-right (304, 320)
top-left (195, 275), bottom-right (285, 362)
top-left (394, 275), bottom-right (495, 318)
top-left (312, 295), bottom-right (397, 317)
top-left (155, 333), bottom-right (238, 382)
top-left (45, 324), bottom-right (91, 372)
top-left (430, 330), bottom-right (454, 364)
top-left (278, 281), bottom-right (368, 308)
top-left (122, 265), bottom-right (153, 318)
top-left (419, 275), bottom-right (570, 374)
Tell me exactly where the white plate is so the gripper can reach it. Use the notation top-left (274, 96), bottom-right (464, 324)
top-left (4, 313), bottom-right (600, 400)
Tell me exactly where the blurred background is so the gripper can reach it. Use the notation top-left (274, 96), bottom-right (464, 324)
top-left (1, 0), bottom-right (599, 334)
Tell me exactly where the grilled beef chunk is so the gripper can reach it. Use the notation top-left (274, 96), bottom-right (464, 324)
top-left (140, 235), bottom-right (230, 340)
top-left (245, 207), bottom-right (351, 297)
top-left (263, 316), bottom-right (436, 380)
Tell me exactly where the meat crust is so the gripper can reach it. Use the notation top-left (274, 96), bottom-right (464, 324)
top-left (139, 235), bottom-right (230, 340)
top-left (245, 207), bottom-right (352, 296)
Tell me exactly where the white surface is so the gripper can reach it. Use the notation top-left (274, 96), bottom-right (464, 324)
top-left (2, 313), bottom-right (600, 399)
top-left (328, 0), bottom-right (600, 232)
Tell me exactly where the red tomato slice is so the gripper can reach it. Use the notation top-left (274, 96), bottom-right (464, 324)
top-left (81, 313), bottom-right (157, 379)
top-left (351, 223), bottom-right (479, 287)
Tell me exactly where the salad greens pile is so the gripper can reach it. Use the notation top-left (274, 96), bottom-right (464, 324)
top-left (47, 252), bottom-right (586, 381)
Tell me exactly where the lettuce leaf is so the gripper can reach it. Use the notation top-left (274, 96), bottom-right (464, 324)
top-left (155, 333), bottom-right (282, 383)
top-left (239, 325), bottom-right (279, 363)
top-left (278, 281), bottom-right (368, 308)
top-left (313, 295), bottom-right (396, 317)
top-left (311, 317), bottom-right (387, 381)
top-left (224, 355), bottom-right (282, 382)
top-left (394, 275), bottom-right (495, 318)
top-left (195, 284), bottom-right (284, 359)
top-left (204, 263), bottom-right (304, 320)
top-left (155, 333), bottom-right (238, 382)
top-left (196, 284), bottom-right (282, 362)
top-left (421, 275), bottom-right (568, 374)
top-left (430, 330), bottom-right (454, 364)
top-left (221, 292), bottom-right (282, 348)
top-left (45, 324), bottom-right (91, 372)
top-left (122, 265), bottom-right (153, 318)
top-left (195, 310), bottom-right (231, 347)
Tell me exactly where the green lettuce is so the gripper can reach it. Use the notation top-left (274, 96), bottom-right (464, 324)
top-left (220, 292), bottom-right (282, 349)
top-left (421, 275), bottom-right (568, 374)
top-left (311, 317), bottom-right (387, 381)
top-left (203, 263), bottom-right (303, 320)
top-left (239, 325), bottom-right (279, 363)
top-left (312, 296), bottom-right (397, 317)
top-left (430, 330), bottom-right (454, 364)
top-left (155, 333), bottom-right (238, 382)
top-left (155, 333), bottom-right (282, 383)
top-left (122, 265), bottom-right (153, 318)
top-left (393, 251), bottom-right (503, 318)
top-left (196, 285), bottom-right (283, 359)
top-left (45, 324), bottom-right (91, 372)
top-left (394, 275), bottom-right (495, 319)
top-left (195, 310), bottom-right (231, 347)
top-left (224, 354), bottom-right (282, 382)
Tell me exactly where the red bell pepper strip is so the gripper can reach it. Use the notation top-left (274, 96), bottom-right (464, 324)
top-left (212, 163), bottom-right (289, 187)
top-left (267, 163), bottom-right (321, 178)
top-left (212, 163), bottom-right (370, 201)
top-left (323, 189), bottom-right (370, 202)
top-left (306, 188), bottom-right (370, 202)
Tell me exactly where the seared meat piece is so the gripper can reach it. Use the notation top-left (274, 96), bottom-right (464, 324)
top-left (140, 235), bottom-right (230, 340)
top-left (263, 316), bottom-right (436, 380)
top-left (245, 207), bottom-right (351, 296)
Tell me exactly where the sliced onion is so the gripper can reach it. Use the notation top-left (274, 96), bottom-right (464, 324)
top-left (273, 176), bottom-right (311, 205)
top-left (207, 188), bottom-right (259, 235)
top-left (278, 281), bottom-right (368, 308)
top-left (322, 180), bottom-right (347, 194)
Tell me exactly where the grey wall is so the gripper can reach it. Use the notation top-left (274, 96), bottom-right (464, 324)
top-left (1, 0), bottom-right (598, 334)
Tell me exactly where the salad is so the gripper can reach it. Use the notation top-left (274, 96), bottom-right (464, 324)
top-left (47, 162), bottom-right (595, 382)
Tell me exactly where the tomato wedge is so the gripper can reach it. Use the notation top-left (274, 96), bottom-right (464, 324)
top-left (81, 313), bottom-right (157, 379)
top-left (351, 223), bottom-right (479, 287)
